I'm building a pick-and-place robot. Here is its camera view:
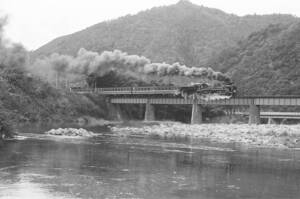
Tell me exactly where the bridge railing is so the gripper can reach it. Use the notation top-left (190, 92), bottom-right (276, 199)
top-left (70, 86), bottom-right (180, 94)
top-left (95, 86), bottom-right (178, 93)
top-left (236, 111), bottom-right (300, 116)
top-left (71, 87), bottom-right (300, 99)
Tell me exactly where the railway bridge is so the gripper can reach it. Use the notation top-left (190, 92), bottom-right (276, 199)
top-left (71, 86), bottom-right (300, 124)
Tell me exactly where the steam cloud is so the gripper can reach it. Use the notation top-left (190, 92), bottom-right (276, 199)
top-left (34, 48), bottom-right (232, 84)
top-left (0, 17), bottom-right (28, 70)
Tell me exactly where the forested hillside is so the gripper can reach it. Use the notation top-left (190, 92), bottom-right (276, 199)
top-left (33, 0), bottom-right (297, 67)
top-left (0, 19), bottom-right (106, 125)
top-left (208, 22), bottom-right (300, 95)
top-left (0, 67), bottom-right (106, 123)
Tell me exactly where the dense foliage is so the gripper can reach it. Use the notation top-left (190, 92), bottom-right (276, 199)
top-left (0, 65), bottom-right (106, 123)
top-left (208, 22), bottom-right (300, 95)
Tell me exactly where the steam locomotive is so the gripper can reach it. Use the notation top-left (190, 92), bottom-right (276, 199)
top-left (176, 82), bottom-right (237, 99)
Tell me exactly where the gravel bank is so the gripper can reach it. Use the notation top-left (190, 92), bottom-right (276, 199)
top-left (110, 123), bottom-right (300, 148)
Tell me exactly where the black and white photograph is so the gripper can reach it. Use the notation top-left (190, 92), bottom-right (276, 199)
top-left (0, 0), bottom-right (300, 198)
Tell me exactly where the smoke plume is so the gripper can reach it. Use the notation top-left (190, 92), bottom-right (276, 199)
top-left (33, 48), bottom-right (232, 85)
top-left (0, 17), bottom-right (28, 70)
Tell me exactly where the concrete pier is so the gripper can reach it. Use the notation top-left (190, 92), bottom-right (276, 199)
top-left (191, 100), bottom-right (203, 124)
top-left (108, 103), bottom-right (123, 121)
top-left (144, 100), bottom-right (155, 121)
top-left (248, 104), bottom-right (260, 124)
top-left (268, 117), bottom-right (275, 124)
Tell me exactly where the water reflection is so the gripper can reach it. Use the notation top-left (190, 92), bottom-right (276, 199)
top-left (0, 131), bottom-right (300, 199)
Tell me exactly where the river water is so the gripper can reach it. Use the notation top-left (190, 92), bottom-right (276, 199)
top-left (0, 126), bottom-right (300, 199)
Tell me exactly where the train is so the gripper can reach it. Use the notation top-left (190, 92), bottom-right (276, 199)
top-left (176, 82), bottom-right (237, 99)
top-left (70, 83), bottom-right (237, 100)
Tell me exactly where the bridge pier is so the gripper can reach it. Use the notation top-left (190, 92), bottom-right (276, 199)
top-left (191, 100), bottom-right (203, 124)
top-left (268, 117), bottom-right (275, 124)
top-left (144, 100), bottom-right (155, 121)
top-left (108, 103), bottom-right (123, 121)
top-left (248, 104), bottom-right (260, 124)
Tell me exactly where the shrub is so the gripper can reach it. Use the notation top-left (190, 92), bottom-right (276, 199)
top-left (0, 116), bottom-right (14, 139)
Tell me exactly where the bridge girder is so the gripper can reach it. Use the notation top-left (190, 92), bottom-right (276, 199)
top-left (109, 97), bottom-right (300, 106)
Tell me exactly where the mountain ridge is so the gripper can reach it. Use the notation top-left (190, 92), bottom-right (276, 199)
top-left (32, 1), bottom-right (298, 67)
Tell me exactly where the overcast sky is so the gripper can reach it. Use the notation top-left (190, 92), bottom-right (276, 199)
top-left (1, 0), bottom-right (299, 50)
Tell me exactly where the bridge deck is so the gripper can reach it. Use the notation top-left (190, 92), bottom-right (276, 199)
top-left (71, 87), bottom-right (300, 106)
top-left (236, 112), bottom-right (300, 119)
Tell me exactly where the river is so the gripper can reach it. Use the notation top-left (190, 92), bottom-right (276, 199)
top-left (0, 125), bottom-right (300, 199)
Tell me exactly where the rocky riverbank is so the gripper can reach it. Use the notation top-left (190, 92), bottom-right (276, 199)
top-left (45, 128), bottom-right (95, 137)
top-left (110, 122), bottom-right (300, 148)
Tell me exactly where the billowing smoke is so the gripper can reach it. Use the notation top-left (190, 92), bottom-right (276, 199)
top-left (143, 62), bottom-right (224, 80)
top-left (0, 17), bottom-right (28, 70)
top-left (32, 48), bottom-right (232, 86)
top-left (69, 48), bottom-right (151, 76)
